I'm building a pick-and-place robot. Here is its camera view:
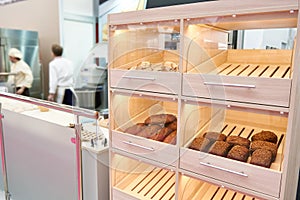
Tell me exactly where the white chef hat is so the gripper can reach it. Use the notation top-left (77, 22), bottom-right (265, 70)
top-left (8, 48), bottom-right (23, 59)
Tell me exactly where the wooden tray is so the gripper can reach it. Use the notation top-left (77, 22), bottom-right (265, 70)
top-left (183, 49), bottom-right (292, 107)
top-left (111, 92), bottom-right (179, 165)
top-left (179, 175), bottom-right (261, 200)
top-left (112, 159), bottom-right (176, 200)
top-left (180, 121), bottom-right (285, 198)
top-left (110, 48), bottom-right (181, 94)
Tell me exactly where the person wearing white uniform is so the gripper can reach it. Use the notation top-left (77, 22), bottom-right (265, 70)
top-left (47, 44), bottom-right (74, 105)
top-left (8, 48), bottom-right (33, 96)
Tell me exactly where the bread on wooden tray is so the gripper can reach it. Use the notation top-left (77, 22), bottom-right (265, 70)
top-left (121, 113), bottom-right (177, 144)
top-left (208, 141), bottom-right (232, 157)
top-left (203, 132), bottom-right (227, 142)
top-left (144, 114), bottom-right (177, 125)
top-left (227, 145), bottom-right (249, 162)
top-left (189, 137), bottom-right (211, 152)
top-left (251, 130), bottom-right (278, 144)
top-left (226, 135), bottom-right (250, 148)
top-left (250, 148), bottom-right (273, 168)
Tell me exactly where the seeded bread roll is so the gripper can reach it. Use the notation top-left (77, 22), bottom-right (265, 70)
top-left (251, 130), bottom-right (278, 144)
top-left (144, 114), bottom-right (177, 125)
top-left (163, 130), bottom-right (177, 145)
top-left (226, 136), bottom-right (250, 148)
top-left (208, 141), bottom-right (231, 157)
top-left (124, 123), bottom-right (146, 135)
top-left (150, 127), bottom-right (173, 141)
top-left (203, 132), bottom-right (227, 142)
top-left (250, 140), bottom-right (278, 161)
top-left (189, 137), bottom-right (211, 152)
top-left (136, 124), bottom-right (162, 138)
top-left (250, 149), bottom-right (273, 168)
top-left (227, 145), bottom-right (249, 162)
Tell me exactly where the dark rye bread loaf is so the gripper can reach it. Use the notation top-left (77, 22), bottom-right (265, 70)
top-left (136, 124), bottom-right (162, 138)
top-left (150, 127), bottom-right (173, 141)
top-left (251, 130), bottom-right (278, 144)
top-left (203, 132), bottom-right (227, 142)
top-left (250, 140), bottom-right (278, 161)
top-left (163, 130), bottom-right (177, 145)
top-left (250, 148), bottom-right (273, 168)
top-left (226, 135), bottom-right (250, 148)
top-left (166, 120), bottom-right (177, 131)
top-left (144, 114), bottom-right (177, 125)
top-left (189, 137), bottom-right (211, 152)
top-left (124, 123), bottom-right (146, 135)
top-left (208, 141), bottom-right (232, 157)
top-left (227, 145), bottom-right (249, 162)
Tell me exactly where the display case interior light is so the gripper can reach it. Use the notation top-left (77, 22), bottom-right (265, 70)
top-left (0, 0), bottom-right (25, 5)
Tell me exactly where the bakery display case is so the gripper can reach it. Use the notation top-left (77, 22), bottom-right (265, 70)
top-left (109, 20), bottom-right (181, 94)
top-left (0, 92), bottom-right (100, 200)
top-left (108, 0), bottom-right (300, 199)
top-left (182, 10), bottom-right (297, 107)
top-left (111, 152), bottom-right (176, 200)
top-left (110, 89), bottom-right (178, 165)
top-left (179, 98), bottom-right (287, 198)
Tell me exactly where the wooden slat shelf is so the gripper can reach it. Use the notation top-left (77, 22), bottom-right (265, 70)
top-left (180, 175), bottom-right (261, 200)
top-left (114, 165), bottom-right (176, 200)
top-left (215, 63), bottom-right (291, 78)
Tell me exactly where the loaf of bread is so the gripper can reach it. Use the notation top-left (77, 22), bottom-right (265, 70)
top-left (144, 114), bottom-right (177, 125)
top-left (208, 141), bottom-right (231, 157)
top-left (166, 120), bottom-right (177, 131)
top-left (136, 124), bottom-right (162, 138)
top-left (203, 132), bottom-right (227, 142)
top-left (227, 145), bottom-right (249, 162)
top-left (124, 123), bottom-right (146, 135)
top-left (251, 130), bottom-right (278, 144)
top-left (250, 140), bottom-right (278, 161)
top-left (150, 127), bottom-right (173, 141)
top-left (226, 136), bottom-right (250, 148)
top-left (250, 149), bottom-right (273, 168)
top-left (189, 137), bottom-right (211, 152)
top-left (163, 130), bottom-right (177, 145)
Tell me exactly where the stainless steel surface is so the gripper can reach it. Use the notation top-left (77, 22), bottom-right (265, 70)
top-left (199, 162), bottom-right (248, 177)
top-left (203, 82), bottom-right (256, 88)
top-left (122, 141), bottom-right (155, 151)
top-left (0, 28), bottom-right (41, 98)
top-left (0, 104), bottom-right (10, 200)
top-left (2, 109), bottom-right (77, 200)
top-left (0, 92), bottom-right (98, 119)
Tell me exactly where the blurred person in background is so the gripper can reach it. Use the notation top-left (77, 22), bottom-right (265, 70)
top-left (47, 44), bottom-right (74, 105)
top-left (8, 48), bottom-right (33, 96)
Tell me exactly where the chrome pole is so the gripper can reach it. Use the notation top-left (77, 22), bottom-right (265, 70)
top-left (75, 115), bottom-right (83, 200)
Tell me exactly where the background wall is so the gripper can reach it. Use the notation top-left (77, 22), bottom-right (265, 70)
top-left (0, 0), bottom-right (61, 99)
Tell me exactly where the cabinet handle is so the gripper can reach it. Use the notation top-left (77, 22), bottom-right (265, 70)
top-left (199, 162), bottom-right (248, 177)
top-left (203, 82), bottom-right (256, 88)
top-left (123, 141), bottom-right (155, 151)
top-left (123, 76), bottom-right (156, 81)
